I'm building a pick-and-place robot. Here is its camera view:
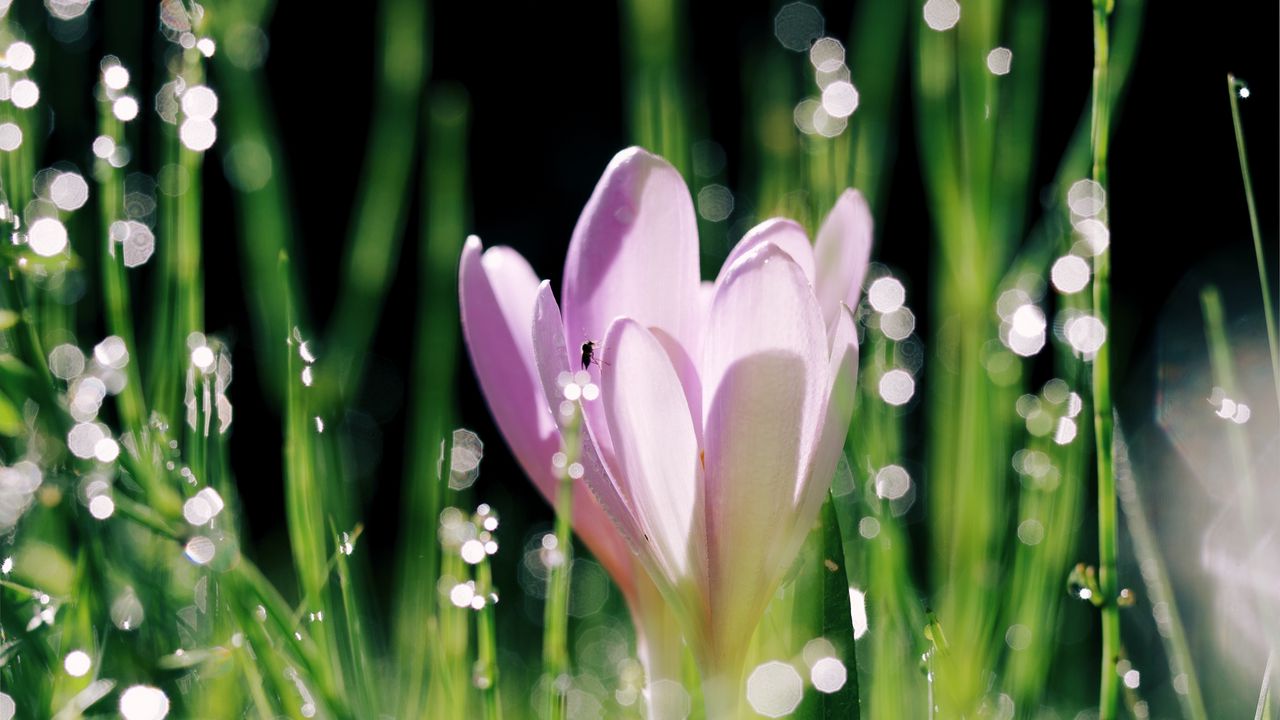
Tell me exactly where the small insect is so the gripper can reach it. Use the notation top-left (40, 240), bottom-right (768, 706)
top-left (580, 340), bottom-right (600, 370)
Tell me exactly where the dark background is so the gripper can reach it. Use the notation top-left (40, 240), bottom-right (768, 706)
top-left (39, 0), bottom-right (1276, 662)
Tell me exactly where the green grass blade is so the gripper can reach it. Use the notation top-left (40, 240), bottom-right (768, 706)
top-left (1225, 73), bottom-right (1280, 420)
top-left (393, 82), bottom-right (469, 715)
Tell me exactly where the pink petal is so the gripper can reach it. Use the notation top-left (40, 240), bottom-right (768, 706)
top-left (700, 242), bottom-right (828, 658)
top-left (561, 147), bottom-right (701, 464)
top-left (716, 218), bottom-right (815, 288)
top-left (813, 190), bottom-right (874, 327)
top-left (785, 304), bottom-right (860, 566)
top-left (530, 281), bottom-right (648, 595)
top-left (458, 237), bottom-right (558, 489)
top-left (601, 317), bottom-right (705, 589)
top-left (461, 240), bottom-right (636, 600)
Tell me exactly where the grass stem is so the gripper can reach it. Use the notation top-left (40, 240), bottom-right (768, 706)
top-left (1225, 73), bottom-right (1280, 420)
top-left (543, 408), bottom-right (581, 720)
top-left (1088, 0), bottom-right (1121, 717)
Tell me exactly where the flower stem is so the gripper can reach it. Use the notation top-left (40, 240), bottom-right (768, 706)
top-left (701, 661), bottom-right (745, 720)
top-left (1088, 1), bottom-right (1120, 718)
top-left (1226, 73), bottom-right (1280, 421)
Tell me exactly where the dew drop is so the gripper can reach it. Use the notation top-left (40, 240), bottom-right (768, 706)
top-left (119, 685), bottom-right (170, 720)
top-left (986, 47), bottom-right (1013, 75)
top-left (746, 661), bottom-right (803, 717)
top-left (878, 369), bottom-right (915, 405)
top-left (923, 0), bottom-right (960, 31)
top-left (63, 650), bottom-right (92, 677)
top-left (113, 96), bottom-right (139, 122)
top-left (868, 277), bottom-right (906, 313)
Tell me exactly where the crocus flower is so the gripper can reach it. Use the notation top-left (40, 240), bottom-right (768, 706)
top-left (459, 224), bottom-right (686, 710)
top-left (460, 146), bottom-right (870, 716)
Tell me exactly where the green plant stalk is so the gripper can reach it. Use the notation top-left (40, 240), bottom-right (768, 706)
top-left (841, 330), bottom-right (927, 720)
top-left (1226, 73), bottom-right (1280, 420)
top-left (915, 0), bottom-right (1040, 706)
top-left (1001, 403), bottom-right (1088, 708)
top-left (1257, 653), bottom-right (1275, 720)
top-left (1087, 1), bottom-right (1120, 717)
top-left (332, 522), bottom-right (379, 717)
top-left (428, 547), bottom-right (471, 717)
top-left (475, 558), bottom-right (502, 720)
top-left (147, 47), bottom-right (208, 426)
top-left (543, 409), bottom-right (581, 720)
top-left (95, 116), bottom-right (147, 439)
top-left (319, 0), bottom-right (427, 403)
top-left (279, 256), bottom-right (347, 711)
top-left (395, 83), bottom-right (469, 717)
